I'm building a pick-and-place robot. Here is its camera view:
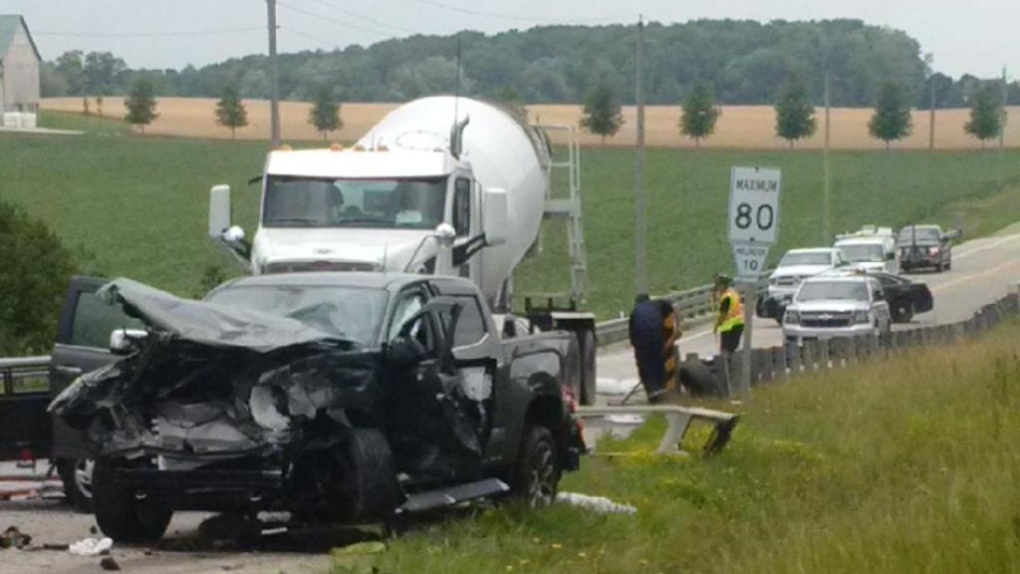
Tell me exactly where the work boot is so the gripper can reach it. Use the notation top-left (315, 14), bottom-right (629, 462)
top-left (646, 389), bottom-right (667, 404)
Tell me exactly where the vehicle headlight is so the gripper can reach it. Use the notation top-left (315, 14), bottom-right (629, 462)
top-left (852, 310), bottom-right (871, 324)
top-left (928, 246), bottom-right (939, 255)
top-left (784, 310), bottom-right (800, 324)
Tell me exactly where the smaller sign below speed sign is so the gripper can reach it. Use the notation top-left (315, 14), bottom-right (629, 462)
top-left (728, 166), bottom-right (782, 245)
top-left (732, 243), bottom-right (770, 281)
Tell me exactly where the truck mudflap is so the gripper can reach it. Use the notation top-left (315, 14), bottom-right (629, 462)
top-left (47, 279), bottom-right (497, 504)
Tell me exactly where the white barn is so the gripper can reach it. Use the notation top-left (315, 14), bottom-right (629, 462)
top-left (0, 15), bottom-right (41, 113)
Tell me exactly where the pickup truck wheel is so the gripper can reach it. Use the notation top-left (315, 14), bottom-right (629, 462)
top-left (92, 459), bottom-right (172, 543)
top-left (332, 428), bottom-right (403, 521)
top-left (57, 458), bottom-right (94, 512)
top-left (578, 330), bottom-right (597, 406)
top-left (510, 425), bottom-right (560, 509)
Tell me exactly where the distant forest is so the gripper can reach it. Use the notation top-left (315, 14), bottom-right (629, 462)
top-left (40, 19), bottom-right (1020, 108)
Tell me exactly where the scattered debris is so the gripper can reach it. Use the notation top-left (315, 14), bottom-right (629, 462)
top-left (603, 414), bottom-right (645, 425)
top-left (1, 526), bottom-right (32, 549)
top-left (99, 556), bottom-right (121, 571)
top-left (43, 543), bottom-right (70, 551)
top-left (556, 492), bottom-right (637, 515)
top-left (68, 537), bottom-right (113, 556)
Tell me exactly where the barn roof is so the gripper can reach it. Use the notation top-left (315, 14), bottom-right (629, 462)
top-left (0, 15), bottom-right (41, 62)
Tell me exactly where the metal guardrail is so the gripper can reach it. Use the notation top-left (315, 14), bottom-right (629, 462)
top-left (577, 404), bottom-right (739, 456)
top-left (594, 279), bottom-right (770, 347)
top-left (0, 356), bottom-right (51, 396)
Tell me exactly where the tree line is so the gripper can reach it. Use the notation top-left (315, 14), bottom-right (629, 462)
top-left (41, 20), bottom-right (1020, 109)
top-left (579, 75), bottom-right (1009, 148)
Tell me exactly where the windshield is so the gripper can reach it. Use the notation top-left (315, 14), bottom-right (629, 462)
top-left (263, 176), bottom-right (447, 230)
top-left (796, 281), bottom-right (869, 302)
top-left (205, 285), bottom-right (388, 346)
top-left (780, 252), bottom-right (832, 266)
top-left (839, 244), bottom-right (885, 262)
top-left (898, 227), bottom-right (941, 243)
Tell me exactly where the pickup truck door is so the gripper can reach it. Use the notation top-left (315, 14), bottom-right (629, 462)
top-left (383, 294), bottom-right (492, 482)
top-left (49, 276), bottom-right (144, 461)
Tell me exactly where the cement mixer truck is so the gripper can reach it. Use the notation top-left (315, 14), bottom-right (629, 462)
top-left (208, 96), bottom-right (598, 403)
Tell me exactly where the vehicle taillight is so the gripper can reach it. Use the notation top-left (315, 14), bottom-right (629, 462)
top-left (561, 385), bottom-right (578, 414)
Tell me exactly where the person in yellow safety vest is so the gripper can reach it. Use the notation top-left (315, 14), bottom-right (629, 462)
top-left (712, 275), bottom-right (745, 354)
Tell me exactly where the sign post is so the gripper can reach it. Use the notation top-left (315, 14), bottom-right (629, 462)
top-left (727, 166), bottom-right (782, 398)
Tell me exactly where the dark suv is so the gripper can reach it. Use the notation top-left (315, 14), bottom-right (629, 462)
top-left (897, 225), bottom-right (962, 273)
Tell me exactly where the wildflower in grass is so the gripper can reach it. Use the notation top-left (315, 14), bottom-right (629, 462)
top-left (551, 543), bottom-right (563, 550)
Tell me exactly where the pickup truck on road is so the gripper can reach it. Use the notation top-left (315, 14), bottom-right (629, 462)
top-left (48, 272), bottom-right (585, 542)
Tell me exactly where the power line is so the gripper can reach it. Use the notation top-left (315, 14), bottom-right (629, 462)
top-left (304, 0), bottom-right (417, 35)
top-left (276, 1), bottom-right (392, 38)
top-left (393, 0), bottom-right (631, 24)
top-left (33, 27), bottom-right (264, 38)
top-left (285, 27), bottom-right (340, 50)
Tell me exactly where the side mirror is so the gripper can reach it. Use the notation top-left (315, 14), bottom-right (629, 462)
top-left (209, 184), bottom-right (233, 238)
top-left (385, 337), bottom-right (428, 371)
top-left (482, 187), bottom-right (509, 246)
top-left (110, 328), bottom-right (148, 355)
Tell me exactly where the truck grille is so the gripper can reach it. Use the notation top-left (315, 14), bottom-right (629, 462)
top-left (800, 312), bottom-right (852, 328)
top-left (264, 261), bottom-right (379, 273)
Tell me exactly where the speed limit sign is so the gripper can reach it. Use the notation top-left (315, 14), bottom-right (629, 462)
top-left (728, 166), bottom-right (781, 245)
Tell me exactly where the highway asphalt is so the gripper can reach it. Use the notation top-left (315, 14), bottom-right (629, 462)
top-left (595, 229), bottom-right (1020, 397)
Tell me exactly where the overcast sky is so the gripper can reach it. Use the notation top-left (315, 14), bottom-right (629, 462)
top-left (4, 0), bottom-right (1015, 79)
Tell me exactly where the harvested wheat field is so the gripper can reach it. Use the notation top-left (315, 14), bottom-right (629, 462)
top-left (42, 97), bottom-right (1020, 150)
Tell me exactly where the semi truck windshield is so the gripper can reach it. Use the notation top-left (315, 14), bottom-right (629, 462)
top-left (263, 176), bottom-right (447, 230)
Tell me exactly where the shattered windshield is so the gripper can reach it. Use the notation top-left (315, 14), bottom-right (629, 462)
top-left (205, 285), bottom-right (388, 346)
top-left (780, 252), bottom-right (832, 266)
top-left (796, 281), bottom-right (870, 302)
top-left (262, 176), bottom-right (447, 230)
top-left (839, 244), bottom-right (885, 262)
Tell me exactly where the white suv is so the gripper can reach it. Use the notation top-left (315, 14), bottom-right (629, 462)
top-left (766, 247), bottom-right (847, 303)
top-left (782, 275), bottom-right (892, 344)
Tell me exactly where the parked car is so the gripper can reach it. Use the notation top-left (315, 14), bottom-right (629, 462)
top-left (897, 224), bottom-right (961, 273)
top-left (782, 275), bottom-right (892, 345)
top-left (49, 273), bottom-right (585, 542)
top-left (758, 248), bottom-right (848, 324)
top-left (828, 269), bottom-right (934, 323)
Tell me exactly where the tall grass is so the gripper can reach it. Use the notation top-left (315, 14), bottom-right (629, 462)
top-left (340, 321), bottom-right (1020, 574)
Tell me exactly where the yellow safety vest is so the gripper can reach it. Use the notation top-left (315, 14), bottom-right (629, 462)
top-left (718, 288), bottom-right (745, 332)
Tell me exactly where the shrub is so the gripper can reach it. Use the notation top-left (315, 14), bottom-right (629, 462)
top-left (0, 198), bottom-right (77, 355)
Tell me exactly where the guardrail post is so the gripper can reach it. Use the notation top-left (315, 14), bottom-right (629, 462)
top-left (770, 346), bottom-right (786, 382)
top-left (788, 341), bottom-right (802, 375)
top-left (819, 339), bottom-right (830, 370)
top-left (845, 336), bottom-right (857, 364)
top-left (754, 349), bottom-right (772, 384)
top-left (803, 340), bottom-right (817, 372)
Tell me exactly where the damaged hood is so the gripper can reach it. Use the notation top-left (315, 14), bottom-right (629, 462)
top-left (99, 278), bottom-right (355, 353)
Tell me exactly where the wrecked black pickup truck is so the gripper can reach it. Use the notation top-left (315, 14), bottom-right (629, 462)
top-left (49, 272), bottom-right (585, 543)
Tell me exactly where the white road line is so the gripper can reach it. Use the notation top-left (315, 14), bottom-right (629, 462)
top-left (932, 258), bottom-right (1020, 293)
top-left (954, 233), bottom-right (1020, 260)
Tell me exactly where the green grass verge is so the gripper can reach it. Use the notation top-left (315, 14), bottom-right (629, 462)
top-left (1, 126), bottom-right (1019, 315)
top-left (333, 321), bottom-right (1020, 574)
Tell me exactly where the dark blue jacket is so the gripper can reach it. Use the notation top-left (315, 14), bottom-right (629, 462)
top-left (629, 300), bottom-right (664, 348)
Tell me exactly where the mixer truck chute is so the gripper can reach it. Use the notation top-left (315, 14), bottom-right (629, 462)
top-left (207, 96), bottom-right (597, 404)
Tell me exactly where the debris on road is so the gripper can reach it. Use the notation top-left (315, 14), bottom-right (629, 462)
top-left (68, 537), bottom-right (113, 556)
top-left (1, 526), bottom-right (32, 549)
top-left (556, 492), bottom-right (637, 515)
top-left (99, 556), bottom-right (120, 571)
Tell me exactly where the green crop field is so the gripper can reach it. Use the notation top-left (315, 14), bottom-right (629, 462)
top-left (3, 112), bottom-right (1020, 317)
top-left (332, 322), bottom-right (1020, 574)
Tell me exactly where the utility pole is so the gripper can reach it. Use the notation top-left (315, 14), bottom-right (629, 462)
top-left (926, 53), bottom-right (936, 150)
top-left (998, 66), bottom-right (1008, 187)
top-left (634, 15), bottom-right (648, 296)
top-left (267, 0), bottom-right (281, 148)
top-left (822, 69), bottom-right (831, 244)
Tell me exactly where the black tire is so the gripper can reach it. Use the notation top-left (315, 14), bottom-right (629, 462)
top-left (510, 425), bottom-right (560, 509)
top-left (679, 359), bottom-right (724, 397)
top-left (57, 458), bottom-right (94, 512)
top-left (890, 300), bottom-right (914, 323)
top-left (945, 258), bottom-right (952, 271)
top-left (577, 330), bottom-right (597, 406)
top-left (92, 458), bottom-right (172, 544)
top-left (332, 428), bottom-right (403, 522)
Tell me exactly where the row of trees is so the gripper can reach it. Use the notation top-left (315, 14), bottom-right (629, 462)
top-left (121, 79), bottom-right (345, 139)
top-left (579, 75), bottom-right (1009, 148)
top-left (40, 21), bottom-right (1020, 109)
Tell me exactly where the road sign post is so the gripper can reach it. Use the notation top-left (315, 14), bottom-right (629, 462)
top-left (727, 166), bottom-right (782, 398)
